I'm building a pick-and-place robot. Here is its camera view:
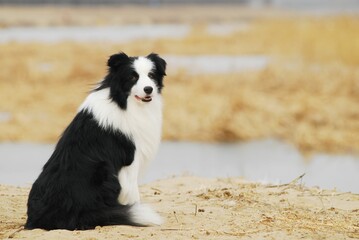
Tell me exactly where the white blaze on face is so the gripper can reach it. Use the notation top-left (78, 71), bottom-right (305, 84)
top-left (132, 57), bottom-right (156, 100)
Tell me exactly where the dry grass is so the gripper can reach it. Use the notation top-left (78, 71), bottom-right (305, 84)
top-left (164, 66), bottom-right (359, 153)
top-left (0, 15), bottom-right (359, 153)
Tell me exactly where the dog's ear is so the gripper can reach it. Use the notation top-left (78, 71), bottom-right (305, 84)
top-left (107, 52), bottom-right (129, 69)
top-left (147, 53), bottom-right (167, 76)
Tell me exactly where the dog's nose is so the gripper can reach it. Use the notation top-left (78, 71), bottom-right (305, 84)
top-left (144, 86), bottom-right (153, 94)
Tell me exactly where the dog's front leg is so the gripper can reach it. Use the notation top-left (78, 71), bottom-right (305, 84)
top-left (118, 157), bottom-right (140, 205)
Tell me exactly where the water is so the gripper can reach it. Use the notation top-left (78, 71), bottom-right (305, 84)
top-left (164, 55), bottom-right (269, 74)
top-left (272, 0), bottom-right (359, 14)
top-left (0, 112), bottom-right (11, 123)
top-left (206, 23), bottom-right (250, 36)
top-left (0, 139), bottom-right (358, 193)
top-left (0, 23), bottom-right (248, 43)
top-left (0, 24), bottom-right (189, 43)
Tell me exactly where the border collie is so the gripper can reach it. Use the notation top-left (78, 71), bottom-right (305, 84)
top-left (25, 52), bottom-right (166, 230)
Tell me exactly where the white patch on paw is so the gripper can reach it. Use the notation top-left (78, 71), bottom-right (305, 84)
top-left (118, 157), bottom-right (140, 205)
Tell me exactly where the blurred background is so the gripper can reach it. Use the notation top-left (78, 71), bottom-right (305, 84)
top-left (0, 0), bottom-right (358, 192)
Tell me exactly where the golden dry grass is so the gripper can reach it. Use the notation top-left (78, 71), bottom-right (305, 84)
top-left (0, 15), bottom-right (359, 153)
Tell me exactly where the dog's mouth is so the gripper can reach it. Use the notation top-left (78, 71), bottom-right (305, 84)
top-left (135, 95), bottom-right (152, 102)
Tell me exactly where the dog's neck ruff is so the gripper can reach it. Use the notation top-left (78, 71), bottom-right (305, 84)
top-left (79, 88), bottom-right (163, 166)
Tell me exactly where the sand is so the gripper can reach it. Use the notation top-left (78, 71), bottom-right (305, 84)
top-left (1, 176), bottom-right (358, 240)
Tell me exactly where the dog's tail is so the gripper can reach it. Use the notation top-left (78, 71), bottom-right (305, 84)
top-left (127, 203), bottom-right (163, 226)
top-left (25, 203), bottom-right (162, 230)
top-left (80, 203), bottom-right (163, 229)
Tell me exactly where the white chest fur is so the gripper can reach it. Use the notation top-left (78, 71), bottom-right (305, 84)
top-left (122, 91), bottom-right (163, 172)
top-left (79, 88), bottom-right (162, 205)
top-left (79, 87), bottom-right (163, 169)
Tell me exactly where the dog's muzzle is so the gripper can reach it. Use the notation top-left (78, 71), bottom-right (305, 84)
top-left (135, 95), bottom-right (152, 102)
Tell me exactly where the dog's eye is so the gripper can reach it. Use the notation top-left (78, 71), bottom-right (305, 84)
top-left (148, 73), bottom-right (155, 79)
top-left (130, 73), bottom-right (138, 82)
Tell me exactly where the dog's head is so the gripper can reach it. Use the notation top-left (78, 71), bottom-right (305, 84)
top-left (98, 52), bottom-right (166, 109)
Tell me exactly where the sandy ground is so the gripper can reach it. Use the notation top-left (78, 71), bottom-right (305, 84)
top-left (1, 176), bottom-right (358, 240)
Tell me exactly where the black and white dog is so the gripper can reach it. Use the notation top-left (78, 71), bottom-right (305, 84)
top-left (25, 52), bottom-right (166, 230)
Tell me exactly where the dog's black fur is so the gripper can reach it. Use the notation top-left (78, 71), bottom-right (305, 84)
top-left (25, 52), bottom-right (166, 230)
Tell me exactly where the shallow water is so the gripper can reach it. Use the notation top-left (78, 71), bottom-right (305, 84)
top-left (164, 55), bottom-right (269, 74)
top-left (0, 112), bottom-right (11, 123)
top-left (0, 139), bottom-right (358, 193)
top-left (0, 24), bottom-right (189, 43)
top-left (0, 23), bottom-right (249, 43)
top-left (273, 0), bottom-right (359, 14)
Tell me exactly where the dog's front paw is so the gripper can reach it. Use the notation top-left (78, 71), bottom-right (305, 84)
top-left (118, 186), bottom-right (140, 205)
